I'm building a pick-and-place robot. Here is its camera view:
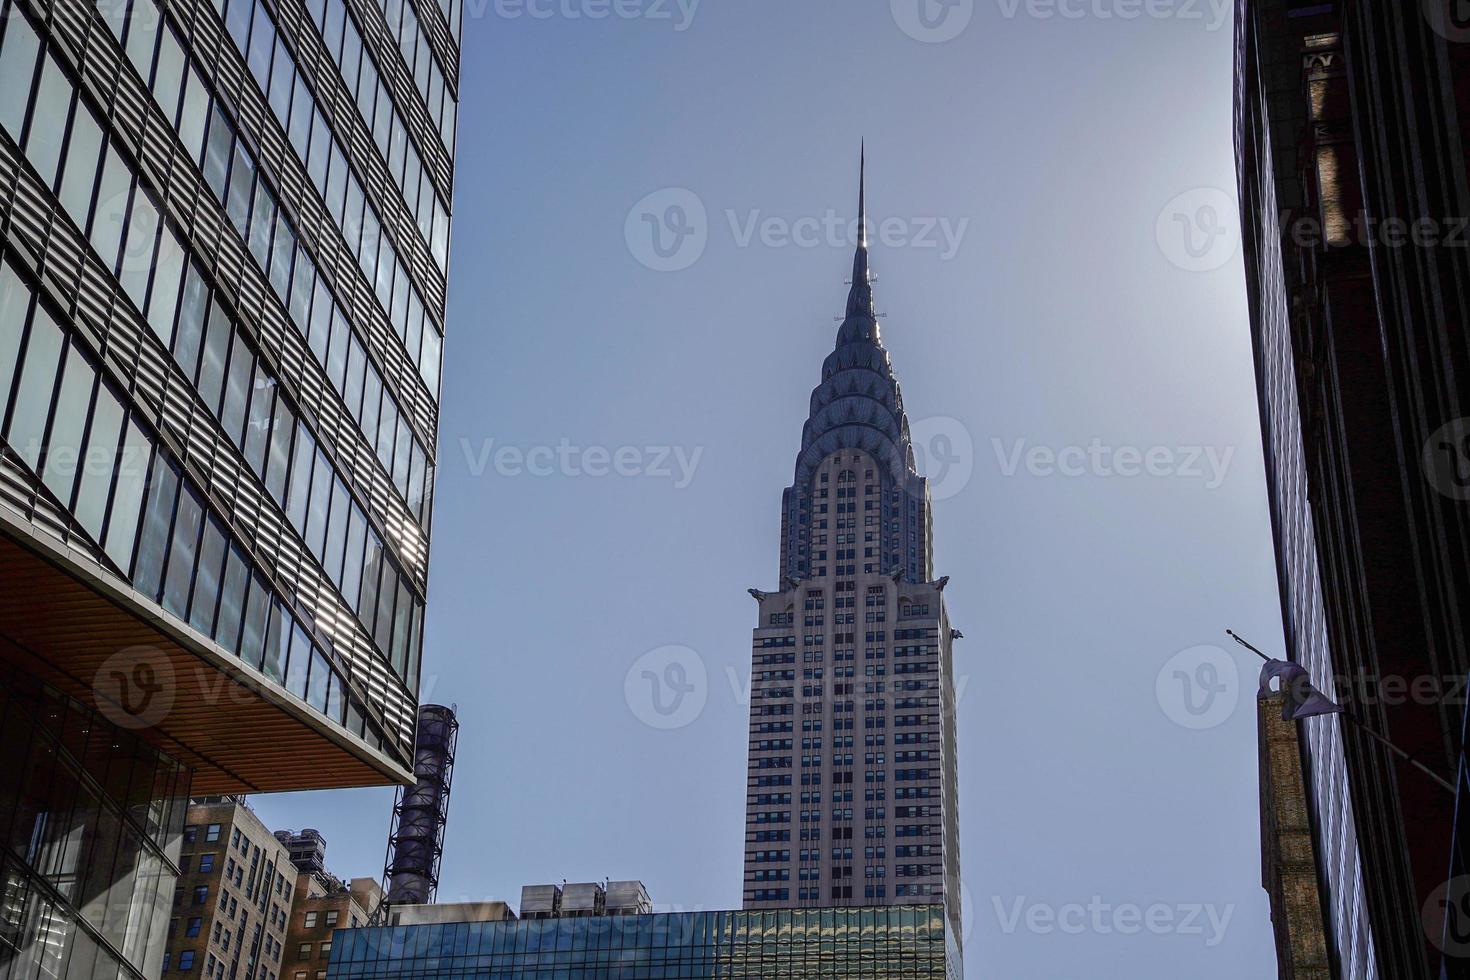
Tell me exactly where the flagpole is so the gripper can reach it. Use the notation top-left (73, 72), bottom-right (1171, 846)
top-left (1226, 630), bottom-right (1457, 795)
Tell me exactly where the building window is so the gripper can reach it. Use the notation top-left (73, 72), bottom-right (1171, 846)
top-left (192, 886), bottom-right (208, 905)
top-left (199, 854), bottom-right (215, 873)
top-left (205, 824), bottom-right (222, 842)
top-left (303, 911), bottom-right (317, 928)
top-left (298, 943), bottom-right (312, 959)
top-left (185, 917), bottom-right (201, 937)
top-left (184, 825), bottom-right (198, 844)
top-left (319, 941), bottom-right (332, 959)
top-left (324, 911), bottom-right (338, 926)
top-left (179, 951), bottom-right (195, 971)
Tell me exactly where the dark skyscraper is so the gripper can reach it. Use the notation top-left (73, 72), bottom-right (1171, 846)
top-left (0, 0), bottom-right (458, 966)
top-left (1235, 3), bottom-right (1470, 977)
top-left (742, 156), bottom-right (962, 951)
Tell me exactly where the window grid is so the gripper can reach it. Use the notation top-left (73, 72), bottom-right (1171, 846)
top-left (32, 0), bottom-right (436, 590)
top-left (0, 243), bottom-right (408, 758)
top-left (0, 120), bottom-right (416, 759)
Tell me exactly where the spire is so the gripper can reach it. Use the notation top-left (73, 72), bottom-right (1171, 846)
top-left (845, 143), bottom-right (875, 323)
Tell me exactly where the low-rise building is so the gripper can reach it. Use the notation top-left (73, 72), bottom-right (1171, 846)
top-left (329, 904), bottom-right (957, 979)
top-left (283, 875), bottom-right (380, 980)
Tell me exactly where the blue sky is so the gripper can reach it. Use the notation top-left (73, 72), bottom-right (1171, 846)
top-left (250, 1), bottom-right (1285, 975)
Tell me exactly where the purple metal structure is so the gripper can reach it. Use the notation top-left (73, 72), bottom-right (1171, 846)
top-left (380, 703), bottom-right (459, 909)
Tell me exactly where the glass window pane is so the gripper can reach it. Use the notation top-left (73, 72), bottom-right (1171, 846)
top-left (243, 369), bottom-right (273, 475)
top-left (76, 381), bottom-right (125, 542)
top-left (162, 484), bottom-right (204, 618)
top-left (214, 544), bottom-right (250, 653)
top-left (357, 531), bottom-right (381, 626)
top-left (223, 0), bottom-right (251, 49)
top-left (306, 111), bottom-right (329, 190)
top-left (145, 224), bottom-right (185, 343)
top-left (225, 141), bottom-right (254, 233)
top-left (119, 189), bottom-right (161, 310)
top-left (423, 323), bottom-right (443, 396)
top-left (360, 369), bottom-right (381, 452)
top-left (133, 455), bottom-right (179, 598)
top-left (306, 648), bottom-right (328, 711)
top-left (42, 344), bottom-right (96, 504)
top-left (90, 148), bottom-right (131, 272)
top-left (105, 417), bottom-right (151, 572)
top-left (323, 482), bottom-right (348, 584)
top-left (246, 2), bottom-right (273, 85)
top-left (262, 600), bottom-right (289, 681)
top-left (340, 507), bottom-right (366, 609)
top-left (172, 263), bottom-right (208, 378)
top-left (324, 667), bottom-right (343, 723)
top-left (268, 211), bottom-right (293, 299)
top-left (268, 39), bottom-right (293, 120)
top-left (390, 579), bottom-right (412, 672)
top-left (202, 105), bottom-right (233, 199)
top-left (408, 443), bottom-right (426, 519)
top-left (287, 76), bottom-right (311, 156)
top-left (124, 0), bottom-right (161, 78)
top-left (344, 339), bottom-right (365, 417)
top-left (373, 562), bottom-right (394, 652)
top-left (26, 55), bottom-right (72, 188)
top-left (7, 305), bottom-right (65, 470)
top-left (220, 332), bottom-right (252, 444)
top-left (265, 399), bottom-right (293, 503)
top-left (239, 572), bottom-right (270, 669)
top-left (285, 622), bottom-right (310, 698)
top-left (288, 247), bottom-right (313, 329)
top-left (0, 13), bottom-right (41, 139)
top-left (178, 68), bottom-right (209, 162)
top-left (307, 280), bottom-right (331, 363)
top-left (0, 259), bottom-right (33, 410)
top-left (392, 416), bottom-right (411, 493)
top-left (58, 100), bottom-right (104, 228)
top-left (151, 26), bottom-right (186, 125)
top-left (326, 308), bottom-right (348, 388)
top-left (304, 452), bottom-right (331, 558)
top-left (196, 303), bottom-right (230, 412)
top-left (247, 173), bottom-right (274, 267)
top-left (189, 516), bottom-right (227, 636)
top-left (286, 422), bottom-right (314, 531)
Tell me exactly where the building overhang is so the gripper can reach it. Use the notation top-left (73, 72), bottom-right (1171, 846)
top-left (0, 515), bottom-right (414, 795)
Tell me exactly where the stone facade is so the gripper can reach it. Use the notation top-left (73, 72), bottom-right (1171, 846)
top-left (1258, 695), bottom-right (1331, 980)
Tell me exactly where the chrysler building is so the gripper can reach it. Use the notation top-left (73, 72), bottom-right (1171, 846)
top-left (742, 153), bottom-right (963, 950)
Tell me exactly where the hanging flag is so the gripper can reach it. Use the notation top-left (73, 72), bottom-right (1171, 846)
top-left (1258, 660), bottom-right (1344, 721)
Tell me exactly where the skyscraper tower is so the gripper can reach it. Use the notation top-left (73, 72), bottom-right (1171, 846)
top-left (742, 152), bottom-right (962, 947)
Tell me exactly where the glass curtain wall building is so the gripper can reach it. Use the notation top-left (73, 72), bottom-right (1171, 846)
top-left (0, 0), bottom-right (459, 965)
top-left (329, 906), bottom-right (960, 980)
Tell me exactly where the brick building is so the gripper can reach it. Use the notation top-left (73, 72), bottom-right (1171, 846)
top-left (166, 798), bottom-right (298, 979)
top-left (282, 875), bottom-right (380, 980)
